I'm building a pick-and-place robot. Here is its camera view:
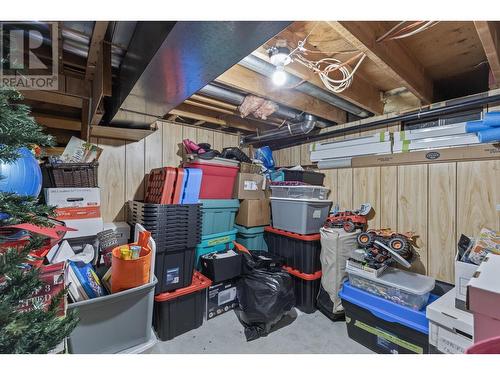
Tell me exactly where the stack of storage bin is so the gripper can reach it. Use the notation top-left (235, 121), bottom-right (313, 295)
top-left (266, 170), bottom-right (331, 314)
top-left (127, 201), bottom-right (201, 294)
top-left (339, 262), bottom-right (438, 354)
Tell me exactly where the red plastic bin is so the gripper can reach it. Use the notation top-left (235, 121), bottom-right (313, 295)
top-left (184, 161), bottom-right (238, 199)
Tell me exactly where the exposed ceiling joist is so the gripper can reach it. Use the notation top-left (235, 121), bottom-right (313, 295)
top-left (259, 31), bottom-right (383, 115)
top-left (216, 64), bottom-right (347, 124)
top-left (328, 21), bottom-right (433, 104)
top-left (20, 90), bottom-right (83, 108)
top-left (85, 21), bottom-right (109, 80)
top-left (35, 114), bottom-right (82, 132)
top-left (90, 125), bottom-right (154, 141)
top-left (190, 94), bottom-right (238, 111)
top-left (474, 21), bottom-right (500, 88)
top-left (169, 104), bottom-right (275, 133)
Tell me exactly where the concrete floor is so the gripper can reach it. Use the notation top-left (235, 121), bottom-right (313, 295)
top-left (147, 308), bottom-right (372, 354)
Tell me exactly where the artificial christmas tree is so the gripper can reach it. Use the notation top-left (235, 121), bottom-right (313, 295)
top-left (0, 87), bottom-right (78, 354)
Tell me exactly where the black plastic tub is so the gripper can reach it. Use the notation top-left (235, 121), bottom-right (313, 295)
top-left (282, 170), bottom-right (325, 185)
top-left (284, 266), bottom-right (321, 314)
top-left (155, 245), bottom-right (196, 294)
top-left (153, 272), bottom-right (211, 341)
top-left (264, 226), bottom-right (321, 274)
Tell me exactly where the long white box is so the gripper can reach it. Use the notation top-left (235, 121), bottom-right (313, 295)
top-left (427, 288), bottom-right (473, 354)
top-left (393, 134), bottom-right (479, 153)
top-left (394, 123), bottom-right (467, 141)
top-left (311, 141), bottom-right (392, 162)
top-left (310, 132), bottom-right (390, 152)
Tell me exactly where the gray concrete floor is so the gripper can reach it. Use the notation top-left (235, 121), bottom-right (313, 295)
top-left (147, 308), bottom-right (372, 354)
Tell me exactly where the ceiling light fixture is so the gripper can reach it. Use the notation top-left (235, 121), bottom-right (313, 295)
top-left (272, 65), bottom-right (287, 86)
top-left (268, 40), bottom-right (291, 87)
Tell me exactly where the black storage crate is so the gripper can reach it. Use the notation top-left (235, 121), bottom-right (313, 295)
top-left (316, 285), bottom-right (345, 322)
top-left (153, 272), bottom-right (211, 341)
top-left (282, 169), bottom-right (325, 185)
top-left (284, 266), bottom-right (321, 314)
top-left (200, 250), bottom-right (242, 283)
top-left (155, 245), bottom-right (196, 294)
top-left (264, 226), bottom-right (321, 274)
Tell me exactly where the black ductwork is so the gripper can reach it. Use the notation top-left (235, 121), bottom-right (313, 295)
top-left (106, 21), bottom-right (292, 127)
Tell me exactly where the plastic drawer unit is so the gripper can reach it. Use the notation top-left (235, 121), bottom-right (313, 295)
top-left (346, 264), bottom-right (435, 310)
top-left (270, 185), bottom-right (330, 200)
top-left (264, 226), bottom-right (321, 274)
top-left (235, 224), bottom-right (268, 251)
top-left (270, 197), bottom-right (332, 235)
top-left (340, 281), bottom-right (436, 354)
top-left (194, 229), bottom-right (238, 268)
top-left (284, 266), bottom-right (322, 314)
top-left (153, 272), bottom-right (212, 341)
top-left (200, 199), bottom-right (240, 236)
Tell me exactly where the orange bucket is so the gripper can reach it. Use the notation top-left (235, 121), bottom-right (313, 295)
top-left (111, 231), bottom-right (152, 293)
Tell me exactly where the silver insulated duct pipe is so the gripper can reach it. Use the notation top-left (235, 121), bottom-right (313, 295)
top-left (239, 55), bottom-right (371, 118)
top-left (242, 114), bottom-right (325, 144)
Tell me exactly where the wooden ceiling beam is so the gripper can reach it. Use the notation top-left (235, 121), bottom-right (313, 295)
top-left (34, 114), bottom-right (82, 132)
top-left (327, 21), bottom-right (434, 104)
top-left (259, 30), bottom-right (383, 115)
top-left (190, 94), bottom-right (239, 111)
top-left (90, 126), bottom-right (154, 141)
top-left (169, 104), bottom-right (275, 133)
top-left (184, 99), bottom-right (235, 115)
top-left (20, 90), bottom-right (83, 108)
top-left (216, 64), bottom-right (347, 124)
top-left (474, 21), bottom-right (500, 89)
top-left (85, 21), bottom-right (109, 80)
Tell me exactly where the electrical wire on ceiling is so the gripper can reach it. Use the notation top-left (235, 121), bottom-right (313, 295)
top-left (376, 21), bottom-right (440, 42)
top-left (271, 22), bottom-right (368, 94)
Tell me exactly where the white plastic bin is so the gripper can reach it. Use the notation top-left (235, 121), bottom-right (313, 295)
top-left (346, 264), bottom-right (435, 310)
top-left (270, 197), bottom-right (332, 235)
top-left (270, 185), bottom-right (330, 200)
top-left (67, 224), bottom-right (157, 354)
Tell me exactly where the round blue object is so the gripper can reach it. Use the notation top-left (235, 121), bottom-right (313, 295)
top-left (0, 147), bottom-right (42, 197)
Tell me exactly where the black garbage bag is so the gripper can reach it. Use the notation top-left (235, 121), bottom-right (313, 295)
top-left (239, 250), bottom-right (284, 275)
top-left (236, 267), bottom-right (296, 341)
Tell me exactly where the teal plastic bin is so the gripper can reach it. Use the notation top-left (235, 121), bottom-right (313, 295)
top-left (195, 229), bottom-right (238, 268)
top-left (200, 199), bottom-right (240, 236)
top-left (235, 224), bottom-right (268, 251)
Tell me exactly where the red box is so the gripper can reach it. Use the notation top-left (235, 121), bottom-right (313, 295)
top-left (184, 161), bottom-right (239, 199)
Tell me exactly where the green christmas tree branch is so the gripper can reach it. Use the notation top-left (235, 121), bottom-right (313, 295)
top-left (0, 88), bottom-right (54, 162)
top-left (0, 193), bottom-right (56, 227)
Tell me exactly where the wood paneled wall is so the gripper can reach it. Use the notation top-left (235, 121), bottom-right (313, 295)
top-left (90, 121), bottom-right (240, 224)
top-left (273, 125), bottom-right (500, 283)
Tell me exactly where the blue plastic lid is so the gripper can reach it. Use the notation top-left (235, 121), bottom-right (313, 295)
top-left (234, 224), bottom-right (266, 235)
top-left (339, 281), bottom-right (436, 335)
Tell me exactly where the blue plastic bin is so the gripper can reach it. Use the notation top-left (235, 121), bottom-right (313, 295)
top-left (200, 199), bottom-right (240, 236)
top-left (339, 281), bottom-right (437, 354)
top-left (234, 224), bottom-right (267, 251)
top-left (195, 229), bottom-right (237, 268)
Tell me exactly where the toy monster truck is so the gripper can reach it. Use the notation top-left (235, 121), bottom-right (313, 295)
top-left (323, 203), bottom-right (371, 232)
top-left (357, 228), bottom-right (415, 266)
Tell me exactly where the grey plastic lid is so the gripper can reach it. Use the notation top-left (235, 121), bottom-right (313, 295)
top-left (185, 154), bottom-right (240, 167)
top-left (347, 264), bottom-right (435, 295)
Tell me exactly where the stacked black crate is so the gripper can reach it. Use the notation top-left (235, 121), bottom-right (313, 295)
top-left (127, 201), bottom-right (201, 294)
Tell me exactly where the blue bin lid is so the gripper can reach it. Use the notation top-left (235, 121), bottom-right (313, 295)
top-left (234, 224), bottom-right (266, 235)
top-left (339, 281), bottom-right (436, 335)
top-left (200, 199), bottom-right (240, 209)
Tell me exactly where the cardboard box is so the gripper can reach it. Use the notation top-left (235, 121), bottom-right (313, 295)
top-left (467, 253), bottom-right (500, 342)
top-left (427, 288), bottom-right (473, 354)
top-left (455, 250), bottom-right (479, 311)
top-left (235, 199), bottom-right (270, 227)
top-left (233, 173), bottom-right (265, 200)
top-left (45, 188), bottom-right (103, 239)
top-left (206, 279), bottom-right (238, 320)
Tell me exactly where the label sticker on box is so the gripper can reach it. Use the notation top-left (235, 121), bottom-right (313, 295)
top-left (218, 287), bottom-right (237, 305)
top-left (312, 209), bottom-right (321, 219)
top-left (243, 180), bottom-right (258, 191)
top-left (166, 267), bottom-right (180, 285)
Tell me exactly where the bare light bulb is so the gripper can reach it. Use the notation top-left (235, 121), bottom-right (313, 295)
top-left (272, 66), bottom-right (287, 86)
